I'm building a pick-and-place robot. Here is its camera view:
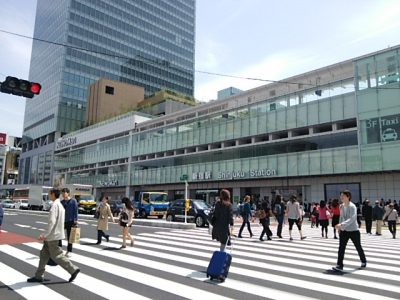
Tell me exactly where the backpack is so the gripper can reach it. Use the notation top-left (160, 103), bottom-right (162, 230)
top-left (273, 203), bottom-right (281, 216)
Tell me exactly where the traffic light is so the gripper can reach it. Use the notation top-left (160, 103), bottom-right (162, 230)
top-left (0, 76), bottom-right (41, 98)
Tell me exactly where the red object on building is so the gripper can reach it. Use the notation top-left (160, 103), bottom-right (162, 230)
top-left (0, 133), bottom-right (6, 145)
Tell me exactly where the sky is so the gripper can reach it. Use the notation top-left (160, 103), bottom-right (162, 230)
top-left (0, 0), bottom-right (400, 137)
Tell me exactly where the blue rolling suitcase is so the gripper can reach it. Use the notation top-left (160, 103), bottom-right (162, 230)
top-left (206, 250), bottom-right (232, 282)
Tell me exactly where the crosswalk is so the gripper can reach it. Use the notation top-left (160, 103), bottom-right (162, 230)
top-left (1, 224), bottom-right (400, 300)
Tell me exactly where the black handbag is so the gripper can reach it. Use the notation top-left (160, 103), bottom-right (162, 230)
top-left (94, 210), bottom-right (100, 219)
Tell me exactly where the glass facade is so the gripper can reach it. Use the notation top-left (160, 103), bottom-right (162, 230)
top-left (53, 46), bottom-right (400, 201)
top-left (21, 0), bottom-right (195, 184)
top-left (356, 48), bottom-right (400, 172)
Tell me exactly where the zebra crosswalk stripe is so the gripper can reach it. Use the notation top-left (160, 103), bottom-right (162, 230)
top-left (0, 244), bottom-right (152, 300)
top-left (1, 226), bottom-right (400, 300)
top-left (0, 261), bottom-right (69, 300)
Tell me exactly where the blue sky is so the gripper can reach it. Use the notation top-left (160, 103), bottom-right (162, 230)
top-left (1, 0), bottom-right (400, 137)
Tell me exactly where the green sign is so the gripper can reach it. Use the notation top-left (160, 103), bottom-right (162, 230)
top-left (180, 174), bottom-right (188, 181)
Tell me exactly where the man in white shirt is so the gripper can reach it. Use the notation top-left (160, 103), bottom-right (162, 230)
top-left (27, 188), bottom-right (80, 283)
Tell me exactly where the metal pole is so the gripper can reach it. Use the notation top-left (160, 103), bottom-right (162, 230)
top-left (184, 180), bottom-right (188, 223)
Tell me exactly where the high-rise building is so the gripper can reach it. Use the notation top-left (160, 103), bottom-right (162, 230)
top-left (20, 0), bottom-right (196, 185)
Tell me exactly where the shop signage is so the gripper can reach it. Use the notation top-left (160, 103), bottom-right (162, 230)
top-left (99, 180), bottom-right (119, 187)
top-left (56, 136), bottom-right (77, 149)
top-left (192, 171), bottom-right (212, 180)
top-left (365, 113), bottom-right (400, 144)
top-left (218, 168), bottom-right (277, 180)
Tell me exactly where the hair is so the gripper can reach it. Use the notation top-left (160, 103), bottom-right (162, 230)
top-left (220, 189), bottom-right (231, 203)
top-left (340, 190), bottom-right (352, 200)
top-left (290, 195), bottom-right (297, 203)
top-left (332, 198), bottom-right (339, 207)
top-left (61, 187), bottom-right (70, 193)
top-left (102, 196), bottom-right (109, 201)
top-left (50, 188), bottom-right (61, 198)
top-left (121, 197), bottom-right (134, 210)
top-left (275, 195), bottom-right (282, 203)
top-left (320, 200), bottom-right (326, 208)
top-left (244, 195), bottom-right (250, 202)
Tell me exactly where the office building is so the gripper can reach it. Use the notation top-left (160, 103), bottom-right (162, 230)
top-left (20, 0), bottom-right (196, 185)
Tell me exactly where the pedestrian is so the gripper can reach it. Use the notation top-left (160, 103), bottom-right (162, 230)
top-left (211, 189), bottom-right (234, 252)
top-left (0, 203), bottom-right (4, 233)
top-left (319, 200), bottom-right (330, 238)
top-left (356, 203), bottom-right (362, 228)
top-left (273, 195), bottom-right (285, 238)
top-left (362, 200), bottom-right (373, 234)
top-left (372, 200), bottom-right (384, 236)
top-left (27, 188), bottom-right (80, 283)
top-left (287, 195), bottom-right (306, 241)
top-left (383, 203), bottom-right (398, 239)
top-left (330, 199), bottom-right (340, 239)
top-left (95, 196), bottom-right (115, 244)
top-left (259, 201), bottom-right (272, 241)
top-left (120, 197), bottom-right (134, 248)
top-left (59, 187), bottom-right (78, 257)
top-left (238, 195), bottom-right (253, 238)
top-left (332, 190), bottom-right (367, 272)
top-left (310, 205), bottom-right (318, 228)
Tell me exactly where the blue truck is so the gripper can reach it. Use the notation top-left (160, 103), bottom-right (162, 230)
top-left (134, 191), bottom-right (169, 219)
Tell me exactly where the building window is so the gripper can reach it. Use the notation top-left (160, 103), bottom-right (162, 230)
top-left (105, 86), bottom-right (114, 95)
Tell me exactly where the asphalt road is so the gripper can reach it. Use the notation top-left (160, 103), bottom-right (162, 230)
top-left (1, 209), bottom-right (400, 300)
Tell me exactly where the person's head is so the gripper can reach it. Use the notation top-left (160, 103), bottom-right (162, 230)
top-left (220, 189), bottom-right (231, 205)
top-left (375, 200), bottom-right (379, 206)
top-left (389, 203), bottom-right (394, 208)
top-left (275, 194), bottom-right (282, 204)
top-left (244, 195), bottom-right (250, 203)
top-left (320, 200), bottom-right (326, 208)
top-left (49, 188), bottom-right (61, 201)
top-left (332, 198), bottom-right (339, 207)
top-left (121, 197), bottom-right (133, 210)
top-left (365, 199), bottom-right (370, 206)
top-left (101, 196), bottom-right (109, 203)
top-left (61, 187), bottom-right (70, 199)
top-left (340, 190), bottom-right (352, 204)
top-left (290, 195), bottom-right (297, 203)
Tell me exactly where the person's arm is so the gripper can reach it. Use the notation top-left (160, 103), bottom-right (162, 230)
top-left (340, 205), bottom-right (357, 230)
top-left (127, 209), bottom-right (134, 226)
top-left (73, 199), bottom-right (78, 224)
top-left (44, 204), bottom-right (57, 239)
top-left (107, 204), bottom-right (115, 222)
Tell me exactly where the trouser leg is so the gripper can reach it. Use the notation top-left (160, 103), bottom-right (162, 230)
top-left (337, 231), bottom-right (350, 267)
top-left (350, 231), bottom-right (366, 263)
top-left (35, 241), bottom-right (51, 279)
top-left (47, 240), bottom-right (78, 275)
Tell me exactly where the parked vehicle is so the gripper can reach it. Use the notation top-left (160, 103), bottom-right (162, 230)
top-left (64, 184), bottom-right (96, 214)
top-left (13, 185), bottom-right (52, 210)
top-left (109, 200), bottom-right (124, 217)
top-left (166, 199), bottom-right (211, 227)
top-left (19, 199), bottom-right (29, 210)
top-left (134, 192), bottom-right (169, 219)
top-left (1, 199), bottom-right (16, 209)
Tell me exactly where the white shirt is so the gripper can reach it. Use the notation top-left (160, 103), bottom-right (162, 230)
top-left (45, 198), bottom-right (65, 241)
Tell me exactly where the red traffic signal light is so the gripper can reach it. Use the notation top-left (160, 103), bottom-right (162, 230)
top-left (0, 76), bottom-right (41, 98)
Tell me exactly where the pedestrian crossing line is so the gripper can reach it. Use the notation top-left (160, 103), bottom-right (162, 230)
top-left (75, 238), bottom-right (319, 300)
top-left (148, 232), bottom-right (400, 276)
top-left (148, 232), bottom-right (400, 269)
top-left (23, 242), bottom-right (233, 300)
top-left (77, 237), bottom-right (399, 300)
top-left (135, 232), bottom-right (400, 288)
top-left (0, 244), bottom-right (152, 300)
top-left (0, 261), bottom-right (70, 300)
top-left (178, 229), bottom-right (400, 261)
